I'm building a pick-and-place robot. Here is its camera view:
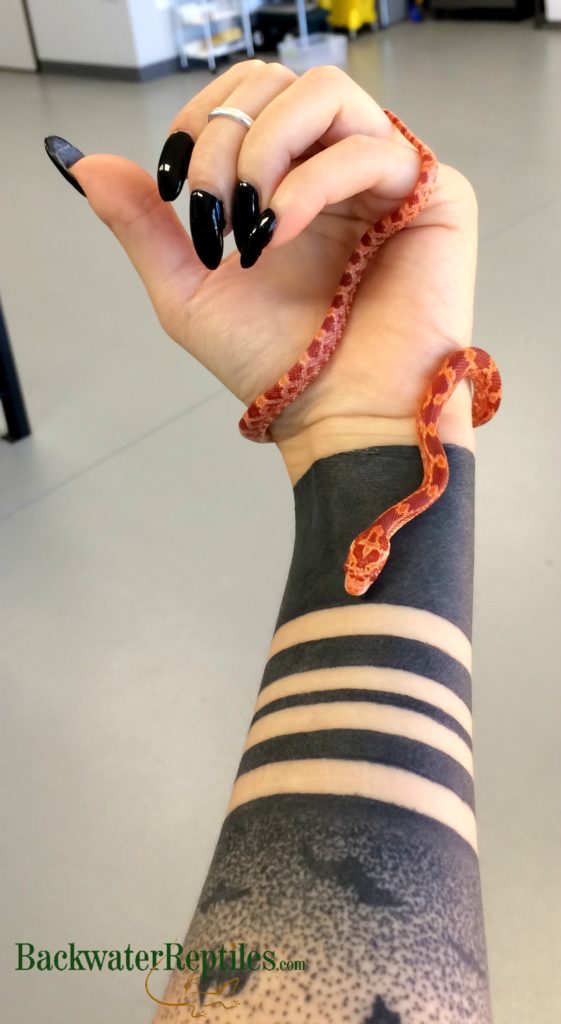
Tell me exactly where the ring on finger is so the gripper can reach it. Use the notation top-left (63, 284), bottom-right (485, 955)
top-left (207, 106), bottom-right (254, 131)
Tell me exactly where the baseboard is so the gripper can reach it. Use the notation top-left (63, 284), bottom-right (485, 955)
top-left (38, 56), bottom-right (183, 82)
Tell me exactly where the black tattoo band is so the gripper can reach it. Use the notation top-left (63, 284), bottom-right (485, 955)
top-left (251, 688), bottom-right (473, 749)
top-left (237, 729), bottom-right (475, 809)
top-left (275, 444), bottom-right (475, 640)
top-left (165, 444), bottom-right (489, 1022)
top-left (260, 635), bottom-right (472, 709)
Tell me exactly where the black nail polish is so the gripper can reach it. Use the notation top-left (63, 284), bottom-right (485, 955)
top-left (190, 190), bottom-right (225, 270)
top-left (240, 209), bottom-right (277, 269)
top-left (44, 136), bottom-right (86, 197)
top-left (232, 181), bottom-right (260, 253)
top-left (157, 131), bottom-right (195, 202)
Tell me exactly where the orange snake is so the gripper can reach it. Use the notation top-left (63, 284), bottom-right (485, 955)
top-left (238, 109), bottom-right (502, 598)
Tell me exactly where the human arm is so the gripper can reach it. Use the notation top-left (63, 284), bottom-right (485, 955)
top-left (151, 414), bottom-right (489, 1023)
top-left (45, 60), bottom-right (495, 1022)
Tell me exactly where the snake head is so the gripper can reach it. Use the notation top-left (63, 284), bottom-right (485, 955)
top-left (343, 524), bottom-right (391, 597)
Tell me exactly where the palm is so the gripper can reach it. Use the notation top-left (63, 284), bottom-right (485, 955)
top-left (158, 160), bottom-right (478, 441)
top-left (79, 145), bottom-right (477, 444)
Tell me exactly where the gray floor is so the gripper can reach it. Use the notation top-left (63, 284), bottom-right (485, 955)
top-left (1, 18), bottom-right (560, 1024)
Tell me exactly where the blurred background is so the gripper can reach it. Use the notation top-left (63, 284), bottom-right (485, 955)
top-left (1, 2), bottom-right (560, 1023)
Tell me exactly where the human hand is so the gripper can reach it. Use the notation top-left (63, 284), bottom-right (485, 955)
top-left (46, 60), bottom-right (479, 481)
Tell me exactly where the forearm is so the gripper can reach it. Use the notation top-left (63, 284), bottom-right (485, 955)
top-left (154, 410), bottom-right (491, 1024)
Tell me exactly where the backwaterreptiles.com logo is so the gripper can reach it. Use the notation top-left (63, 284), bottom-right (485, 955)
top-left (15, 941), bottom-right (307, 1013)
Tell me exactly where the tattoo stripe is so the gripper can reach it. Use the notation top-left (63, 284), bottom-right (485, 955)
top-left (227, 764), bottom-right (478, 852)
top-left (269, 605), bottom-right (472, 672)
top-left (250, 688), bottom-right (473, 750)
top-left (245, 702), bottom-right (472, 776)
top-left (254, 666), bottom-right (473, 734)
top-left (236, 730), bottom-right (475, 809)
top-left (277, 444), bottom-right (476, 640)
top-left (260, 636), bottom-right (472, 709)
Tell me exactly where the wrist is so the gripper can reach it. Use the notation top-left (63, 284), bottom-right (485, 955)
top-left (276, 383), bottom-right (475, 486)
top-left (274, 434), bottom-right (476, 641)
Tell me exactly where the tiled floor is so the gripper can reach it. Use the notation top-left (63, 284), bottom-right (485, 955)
top-left (1, 18), bottom-right (560, 1024)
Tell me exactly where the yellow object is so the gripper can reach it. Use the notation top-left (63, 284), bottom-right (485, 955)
top-left (210, 26), bottom-right (242, 46)
top-left (320, 0), bottom-right (377, 32)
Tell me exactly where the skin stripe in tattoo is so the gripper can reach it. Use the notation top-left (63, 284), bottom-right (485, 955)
top-left (236, 729), bottom-right (475, 809)
top-left (250, 688), bottom-right (473, 749)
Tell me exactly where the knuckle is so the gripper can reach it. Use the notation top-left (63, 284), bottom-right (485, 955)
top-left (259, 59), bottom-right (283, 75)
top-left (458, 176), bottom-right (478, 212)
top-left (301, 63), bottom-right (345, 86)
top-left (262, 60), bottom-right (298, 84)
top-left (435, 163), bottom-right (479, 231)
top-left (440, 163), bottom-right (478, 209)
top-left (107, 185), bottom-right (161, 234)
top-left (346, 133), bottom-right (374, 151)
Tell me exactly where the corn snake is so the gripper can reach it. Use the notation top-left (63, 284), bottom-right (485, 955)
top-left (238, 109), bottom-right (502, 597)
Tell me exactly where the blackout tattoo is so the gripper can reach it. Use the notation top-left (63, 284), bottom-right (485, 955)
top-left (275, 445), bottom-right (476, 639)
top-left (157, 797), bottom-right (490, 1022)
top-left (154, 445), bottom-right (490, 1023)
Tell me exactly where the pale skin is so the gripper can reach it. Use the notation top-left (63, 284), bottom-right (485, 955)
top-left (67, 60), bottom-right (483, 1020)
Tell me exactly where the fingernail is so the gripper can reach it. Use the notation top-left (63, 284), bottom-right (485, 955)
top-left (232, 181), bottom-right (260, 252)
top-left (240, 209), bottom-right (277, 269)
top-left (44, 136), bottom-right (86, 197)
top-left (157, 130), bottom-right (195, 201)
top-left (190, 190), bottom-right (225, 270)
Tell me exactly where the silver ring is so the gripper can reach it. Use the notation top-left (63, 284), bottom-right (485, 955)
top-left (207, 106), bottom-right (254, 130)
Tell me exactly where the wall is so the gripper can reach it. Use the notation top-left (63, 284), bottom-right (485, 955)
top-left (6, 0), bottom-right (265, 76)
top-left (127, 0), bottom-right (177, 67)
top-left (25, 0), bottom-right (138, 67)
top-left (0, 0), bottom-right (37, 70)
top-left (544, 0), bottom-right (561, 18)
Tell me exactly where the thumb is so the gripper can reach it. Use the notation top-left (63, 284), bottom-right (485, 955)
top-left (44, 138), bottom-right (207, 333)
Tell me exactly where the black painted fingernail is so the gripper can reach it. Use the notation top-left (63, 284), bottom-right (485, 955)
top-left (232, 181), bottom-right (260, 252)
top-left (157, 130), bottom-right (195, 201)
top-left (240, 209), bottom-right (277, 269)
top-left (44, 136), bottom-right (86, 197)
top-left (190, 190), bottom-right (225, 270)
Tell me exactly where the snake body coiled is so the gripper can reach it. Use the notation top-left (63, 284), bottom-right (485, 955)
top-left (238, 110), bottom-right (502, 596)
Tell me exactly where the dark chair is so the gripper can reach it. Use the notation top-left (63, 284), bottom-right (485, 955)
top-left (0, 299), bottom-right (31, 442)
